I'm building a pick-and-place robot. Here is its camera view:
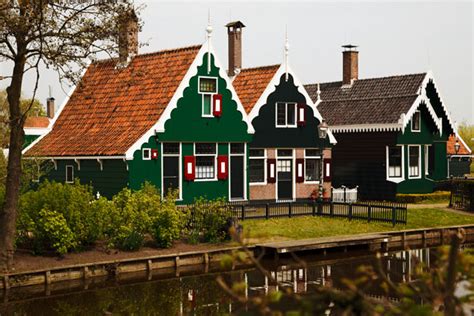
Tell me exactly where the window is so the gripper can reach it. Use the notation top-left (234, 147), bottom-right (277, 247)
top-left (230, 143), bottom-right (245, 154)
top-left (411, 111), bottom-right (420, 132)
top-left (425, 144), bottom-right (435, 176)
top-left (249, 149), bottom-right (265, 183)
top-left (409, 145), bottom-right (421, 178)
top-left (66, 165), bottom-right (74, 183)
top-left (275, 102), bottom-right (297, 127)
top-left (195, 143), bottom-right (216, 179)
top-left (277, 149), bottom-right (293, 157)
top-left (198, 77), bottom-right (217, 117)
top-left (163, 143), bottom-right (179, 155)
top-left (305, 149), bottom-right (321, 182)
top-left (32, 164), bottom-right (40, 183)
top-left (142, 148), bottom-right (151, 160)
top-left (388, 146), bottom-right (403, 178)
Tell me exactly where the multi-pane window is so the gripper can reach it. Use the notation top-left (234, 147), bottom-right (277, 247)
top-left (277, 149), bottom-right (293, 157)
top-left (249, 149), bottom-right (265, 183)
top-left (388, 146), bottom-right (403, 178)
top-left (163, 143), bottom-right (179, 155)
top-left (305, 149), bottom-right (321, 182)
top-left (66, 165), bottom-right (74, 183)
top-left (411, 111), bottom-right (420, 131)
top-left (409, 145), bottom-right (420, 178)
top-left (195, 143), bottom-right (216, 179)
top-left (198, 77), bottom-right (217, 117)
top-left (275, 102), bottom-right (297, 127)
top-left (230, 143), bottom-right (245, 154)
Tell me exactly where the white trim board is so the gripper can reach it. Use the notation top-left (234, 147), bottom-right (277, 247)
top-left (125, 41), bottom-right (254, 160)
top-left (245, 63), bottom-right (336, 145)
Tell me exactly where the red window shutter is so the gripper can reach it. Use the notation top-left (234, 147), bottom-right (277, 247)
top-left (151, 149), bottom-right (159, 160)
top-left (184, 156), bottom-right (196, 181)
top-left (297, 103), bottom-right (306, 126)
top-left (213, 94), bottom-right (223, 117)
top-left (323, 159), bottom-right (332, 182)
top-left (296, 158), bottom-right (304, 183)
top-left (217, 155), bottom-right (228, 180)
top-left (267, 159), bottom-right (276, 183)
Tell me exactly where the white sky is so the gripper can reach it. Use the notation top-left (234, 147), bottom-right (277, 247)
top-left (1, 0), bottom-right (473, 124)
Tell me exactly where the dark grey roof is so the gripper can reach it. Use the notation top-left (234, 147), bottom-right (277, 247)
top-left (305, 73), bottom-right (427, 126)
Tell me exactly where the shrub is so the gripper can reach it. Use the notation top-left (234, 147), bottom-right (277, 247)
top-left (186, 198), bottom-right (233, 243)
top-left (396, 191), bottom-right (451, 204)
top-left (106, 183), bottom-right (162, 251)
top-left (151, 190), bottom-right (184, 248)
top-left (17, 180), bottom-right (107, 254)
top-left (34, 208), bottom-right (77, 255)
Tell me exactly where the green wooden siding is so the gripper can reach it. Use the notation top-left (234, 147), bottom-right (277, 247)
top-left (46, 159), bottom-right (129, 198)
top-left (396, 102), bottom-right (447, 194)
top-left (129, 52), bottom-right (252, 204)
top-left (23, 134), bottom-right (40, 149)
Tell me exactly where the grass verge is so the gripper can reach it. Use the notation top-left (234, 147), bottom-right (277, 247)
top-left (242, 207), bottom-right (474, 243)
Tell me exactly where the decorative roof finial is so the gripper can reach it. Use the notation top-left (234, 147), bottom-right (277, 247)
top-left (316, 83), bottom-right (321, 101)
top-left (284, 25), bottom-right (289, 81)
top-left (206, 9), bottom-right (213, 74)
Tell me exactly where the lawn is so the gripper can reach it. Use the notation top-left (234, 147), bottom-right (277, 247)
top-left (242, 207), bottom-right (474, 243)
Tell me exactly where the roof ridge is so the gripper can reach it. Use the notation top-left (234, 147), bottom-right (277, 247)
top-left (94, 44), bottom-right (202, 64)
top-left (305, 72), bottom-right (427, 86)
top-left (321, 94), bottom-right (419, 102)
top-left (240, 64), bottom-right (280, 72)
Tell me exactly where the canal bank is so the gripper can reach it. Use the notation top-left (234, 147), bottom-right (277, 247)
top-left (2, 224), bottom-right (474, 291)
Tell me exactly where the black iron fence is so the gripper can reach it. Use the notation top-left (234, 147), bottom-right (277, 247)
top-left (450, 180), bottom-right (474, 212)
top-left (226, 200), bottom-right (407, 226)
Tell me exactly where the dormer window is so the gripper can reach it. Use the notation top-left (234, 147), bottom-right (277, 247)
top-left (199, 77), bottom-right (217, 117)
top-left (411, 110), bottom-right (420, 132)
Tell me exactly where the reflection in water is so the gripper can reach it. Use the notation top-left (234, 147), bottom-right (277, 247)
top-left (0, 246), bottom-right (469, 315)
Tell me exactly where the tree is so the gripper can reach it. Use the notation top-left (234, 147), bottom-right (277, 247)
top-left (0, 0), bottom-right (140, 271)
top-left (457, 123), bottom-right (474, 152)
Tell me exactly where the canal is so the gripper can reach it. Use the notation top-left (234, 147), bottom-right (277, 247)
top-left (0, 243), bottom-right (472, 315)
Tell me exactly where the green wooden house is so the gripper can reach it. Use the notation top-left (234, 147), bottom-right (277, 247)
top-left (305, 46), bottom-right (456, 200)
top-left (24, 21), bottom-right (254, 203)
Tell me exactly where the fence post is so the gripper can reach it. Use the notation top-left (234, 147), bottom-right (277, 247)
top-left (343, 187), bottom-right (347, 203)
top-left (241, 205), bottom-right (245, 221)
top-left (318, 200), bottom-right (323, 215)
top-left (348, 203), bottom-right (352, 221)
top-left (470, 186), bottom-right (474, 212)
top-left (392, 207), bottom-right (396, 226)
top-left (368, 205), bottom-right (372, 223)
top-left (265, 203), bottom-right (269, 220)
top-left (288, 202), bottom-right (292, 218)
top-left (330, 201), bottom-right (334, 217)
top-left (312, 201), bottom-right (316, 217)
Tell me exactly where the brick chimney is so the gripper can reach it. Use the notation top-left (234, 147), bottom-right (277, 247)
top-left (226, 21), bottom-right (246, 77)
top-left (342, 44), bottom-right (358, 85)
top-left (46, 97), bottom-right (55, 119)
top-left (118, 9), bottom-right (138, 64)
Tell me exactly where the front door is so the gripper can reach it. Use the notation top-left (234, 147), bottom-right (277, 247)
top-left (162, 143), bottom-right (180, 198)
top-left (230, 143), bottom-right (245, 200)
top-left (277, 159), bottom-right (293, 200)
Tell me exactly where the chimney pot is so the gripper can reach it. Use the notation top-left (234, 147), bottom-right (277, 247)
top-left (226, 21), bottom-right (246, 77)
top-left (118, 9), bottom-right (139, 65)
top-left (342, 44), bottom-right (358, 85)
top-left (46, 97), bottom-right (55, 119)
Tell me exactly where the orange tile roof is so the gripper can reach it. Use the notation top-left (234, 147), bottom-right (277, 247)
top-left (26, 45), bottom-right (201, 157)
top-left (24, 117), bottom-right (50, 129)
top-left (232, 65), bottom-right (279, 113)
top-left (447, 134), bottom-right (472, 155)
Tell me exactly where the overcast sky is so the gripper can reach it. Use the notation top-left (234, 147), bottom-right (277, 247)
top-left (1, 1), bottom-right (473, 124)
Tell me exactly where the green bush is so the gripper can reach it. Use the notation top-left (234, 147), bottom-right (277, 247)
top-left (17, 180), bottom-right (107, 254)
top-left (151, 190), bottom-right (185, 248)
top-left (35, 208), bottom-right (77, 255)
top-left (106, 183), bottom-right (162, 251)
top-left (396, 191), bottom-right (451, 204)
top-left (187, 198), bottom-right (232, 243)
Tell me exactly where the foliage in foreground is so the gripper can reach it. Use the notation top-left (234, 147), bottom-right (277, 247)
top-left (15, 181), bottom-right (232, 255)
top-left (220, 229), bottom-right (473, 315)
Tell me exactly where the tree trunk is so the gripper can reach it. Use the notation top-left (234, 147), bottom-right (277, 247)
top-left (0, 48), bottom-right (26, 272)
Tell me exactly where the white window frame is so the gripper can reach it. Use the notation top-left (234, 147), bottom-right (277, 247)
top-left (198, 76), bottom-right (218, 118)
top-left (386, 145), bottom-right (405, 183)
top-left (408, 145), bottom-right (422, 179)
top-left (275, 102), bottom-right (297, 128)
top-left (411, 110), bottom-right (421, 132)
top-left (304, 149), bottom-right (321, 184)
top-left (142, 148), bottom-right (151, 160)
top-left (65, 165), bottom-right (74, 183)
top-left (249, 148), bottom-right (267, 185)
top-left (424, 144), bottom-right (431, 176)
top-left (194, 143), bottom-right (217, 181)
top-left (229, 143), bottom-right (248, 201)
top-left (32, 163), bottom-right (40, 183)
